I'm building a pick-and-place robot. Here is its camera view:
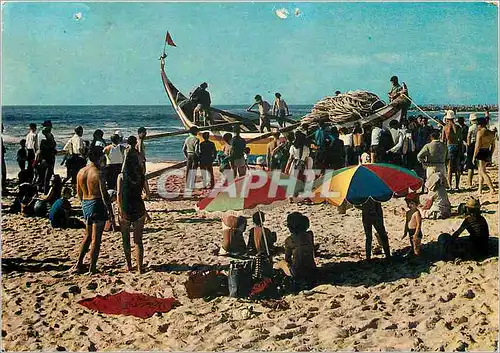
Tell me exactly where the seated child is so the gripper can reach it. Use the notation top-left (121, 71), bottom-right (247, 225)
top-left (277, 212), bottom-right (317, 291)
top-left (220, 214), bottom-right (247, 255)
top-left (402, 193), bottom-right (423, 256)
top-left (34, 174), bottom-right (63, 217)
top-left (247, 211), bottom-right (277, 255)
top-left (12, 184), bottom-right (38, 215)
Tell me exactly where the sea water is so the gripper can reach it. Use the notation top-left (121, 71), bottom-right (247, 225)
top-left (1, 105), bottom-right (496, 177)
top-left (1, 105), bottom-right (313, 176)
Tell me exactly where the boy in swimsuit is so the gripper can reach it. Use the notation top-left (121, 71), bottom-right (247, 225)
top-left (473, 118), bottom-right (496, 195)
top-left (402, 193), bottom-right (423, 256)
top-left (73, 146), bottom-right (112, 274)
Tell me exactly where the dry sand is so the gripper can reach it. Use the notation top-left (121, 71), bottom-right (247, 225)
top-left (1, 165), bottom-right (498, 351)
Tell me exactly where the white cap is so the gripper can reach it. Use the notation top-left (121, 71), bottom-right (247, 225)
top-left (469, 113), bottom-right (478, 122)
top-left (444, 110), bottom-right (455, 120)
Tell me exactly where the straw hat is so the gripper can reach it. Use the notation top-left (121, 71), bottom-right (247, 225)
top-left (466, 198), bottom-right (480, 209)
top-left (469, 113), bottom-right (478, 122)
top-left (444, 110), bottom-right (455, 120)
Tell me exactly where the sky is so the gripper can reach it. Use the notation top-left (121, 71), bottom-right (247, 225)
top-left (1, 1), bottom-right (498, 106)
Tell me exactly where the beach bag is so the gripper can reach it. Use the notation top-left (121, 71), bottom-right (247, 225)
top-left (184, 270), bottom-right (228, 299)
top-left (251, 253), bottom-right (274, 280)
top-left (228, 261), bottom-right (253, 298)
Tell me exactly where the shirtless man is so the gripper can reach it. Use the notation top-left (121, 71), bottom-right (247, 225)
top-left (473, 118), bottom-right (496, 195)
top-left (73, 146), bottom-right (112, 274)
top-left (441, 110), bottom-right (462, 191)
top-left (266, 132), bottom-right (280, 171)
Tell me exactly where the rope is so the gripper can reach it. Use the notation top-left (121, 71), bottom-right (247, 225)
top-left (302, 91), bottom-right (383, 125)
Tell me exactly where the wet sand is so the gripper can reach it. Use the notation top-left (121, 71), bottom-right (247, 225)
top-left (1, 165), bottom-right (498, 351)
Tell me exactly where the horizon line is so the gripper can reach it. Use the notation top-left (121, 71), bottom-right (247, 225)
top-left (2, 103), bottom-right (498, 108)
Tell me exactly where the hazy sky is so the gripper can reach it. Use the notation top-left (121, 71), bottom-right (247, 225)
top-left (2, 2), bottom-right (498, 106)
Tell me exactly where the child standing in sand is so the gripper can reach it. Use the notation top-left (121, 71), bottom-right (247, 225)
top-left (402, 193), bottom-right (423, 256)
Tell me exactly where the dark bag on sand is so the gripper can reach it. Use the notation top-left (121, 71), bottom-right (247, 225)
top-left (228, 261), bottom-right (253, 298)
top-left (251, 253), bottom-right (274, 280)
top-left (184, 270), bottom-right (228, 299)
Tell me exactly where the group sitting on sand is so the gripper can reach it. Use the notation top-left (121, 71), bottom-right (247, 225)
top-left (218, 210), bottom-right (317, 293)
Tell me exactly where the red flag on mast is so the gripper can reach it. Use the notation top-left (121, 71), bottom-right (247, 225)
top-left (165, 32), bottom-right (177, 47)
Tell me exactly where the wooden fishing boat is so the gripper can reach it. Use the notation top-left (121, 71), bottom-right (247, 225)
top-left (160, 56), bottom-right (403, 162)
top-left (160, 58), bottom-right (277, 163)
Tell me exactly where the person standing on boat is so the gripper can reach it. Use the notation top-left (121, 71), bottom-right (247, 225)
top-left (388, 76), bottom-right (410, 120)
top-left (191, 82), bottom-right (212, 126)
top-left (247, 95), bottom-right (272, 133)
top-left (272, 93), bottom-right (289, 128)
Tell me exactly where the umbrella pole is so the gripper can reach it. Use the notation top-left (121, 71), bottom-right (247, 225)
top-left (257, 208), bottom-right (270, 257)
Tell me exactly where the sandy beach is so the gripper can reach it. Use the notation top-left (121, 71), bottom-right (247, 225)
top-left (1, 165), bottom-right (498, 351)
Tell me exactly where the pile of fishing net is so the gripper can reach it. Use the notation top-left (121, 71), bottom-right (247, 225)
top-left (302, 90), bottom-right (385, 125)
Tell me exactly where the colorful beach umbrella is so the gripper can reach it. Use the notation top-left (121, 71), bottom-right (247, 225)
top-left (197, 172), bottom-right (303, 212)
top-left (312, 163), bottom-right (423, 206)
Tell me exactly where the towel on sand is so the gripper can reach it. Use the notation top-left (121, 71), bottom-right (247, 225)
top-left (78, 291), bottom-right (180, 319)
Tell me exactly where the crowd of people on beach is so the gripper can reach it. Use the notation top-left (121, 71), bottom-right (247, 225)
top-left (180, 102), bottom-right (495, 293)
top-left (1, 77), bottom-right (496, 296)
top-left (6, 121), bottom-right (151, 274)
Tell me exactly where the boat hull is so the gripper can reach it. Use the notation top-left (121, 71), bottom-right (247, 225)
top-left (160, 69), bottom-right (273, 162)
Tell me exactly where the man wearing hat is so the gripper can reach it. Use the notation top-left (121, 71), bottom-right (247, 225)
top-left (448, 198), bottom-right (490, 259)
top-left (466, 113), bottom-right (479, 189)
top-left (441, 110), bottom-right (462, 191)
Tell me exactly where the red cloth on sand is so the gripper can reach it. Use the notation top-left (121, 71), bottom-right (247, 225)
top-left (78, 291), bottom-right (180, 319)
